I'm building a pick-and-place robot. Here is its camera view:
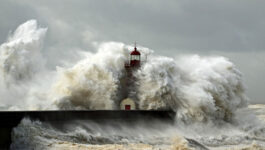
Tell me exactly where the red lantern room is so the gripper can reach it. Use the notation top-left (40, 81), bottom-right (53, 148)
top-left (130, 43), bottom-right (141, 67)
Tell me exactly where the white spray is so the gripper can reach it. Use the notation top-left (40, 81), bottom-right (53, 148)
top-left (0, 20), bottom-right (46, 84)
top-left (0, 20), bottom-right (248, 121)
top-left (0, 20), bottom-right (54, 110)
top-left (137, 55), bottom-right (248, 123)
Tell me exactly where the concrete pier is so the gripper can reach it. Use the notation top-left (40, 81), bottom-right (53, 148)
top-left (0, 110), bottom-right (175, 149)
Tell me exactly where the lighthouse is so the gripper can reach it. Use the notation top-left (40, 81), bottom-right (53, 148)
top-left (120, 43), bottom-right (141, 110)
top-left (125, 43), bottom-right (141, 69)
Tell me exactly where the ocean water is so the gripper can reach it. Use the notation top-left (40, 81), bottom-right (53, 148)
top-left (0, 20), bottom-right (264, 149)
top-left (11, 104), bottom-right (265, 150)
top-left (10, 104), bottom-right (265, 150)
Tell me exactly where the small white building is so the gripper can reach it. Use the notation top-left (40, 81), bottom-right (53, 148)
top-left (120, 98), bottom-right (136, 110)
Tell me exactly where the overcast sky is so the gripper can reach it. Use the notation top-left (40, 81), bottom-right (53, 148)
top-left (0, 0), bottom-right (265, 104)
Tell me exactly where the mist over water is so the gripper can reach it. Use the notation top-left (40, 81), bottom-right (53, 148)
top-left (0, 20), bottom-right (264, 149)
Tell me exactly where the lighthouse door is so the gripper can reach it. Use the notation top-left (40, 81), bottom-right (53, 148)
top-left (125, 105), bottom-right (131, 110)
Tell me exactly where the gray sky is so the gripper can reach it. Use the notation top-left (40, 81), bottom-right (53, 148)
top-left (0, 0), bottom-right (265, 104)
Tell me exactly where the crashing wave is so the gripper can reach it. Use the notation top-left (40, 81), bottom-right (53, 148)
top-left (0, 20), bottom-right (46, 84)
top-left (0, 20), bottom-right (248, 124)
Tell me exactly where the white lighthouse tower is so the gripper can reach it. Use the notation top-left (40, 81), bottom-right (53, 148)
top-left (120, 43), bottom-right (141, 110)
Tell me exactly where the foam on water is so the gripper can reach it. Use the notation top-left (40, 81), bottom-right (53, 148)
top-left (10, 118), bottom-right (196, 150)
top-left (10, 106), bottom-right (265, 150)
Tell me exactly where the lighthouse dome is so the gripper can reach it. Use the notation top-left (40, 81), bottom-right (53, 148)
top-left (130, 47), bottom-right (141, 55)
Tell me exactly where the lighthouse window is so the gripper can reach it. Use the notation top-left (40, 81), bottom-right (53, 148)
top-left (131, 55), bottom-right (140, 60)
top-left (131, 55), bottom-right (135, 60)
